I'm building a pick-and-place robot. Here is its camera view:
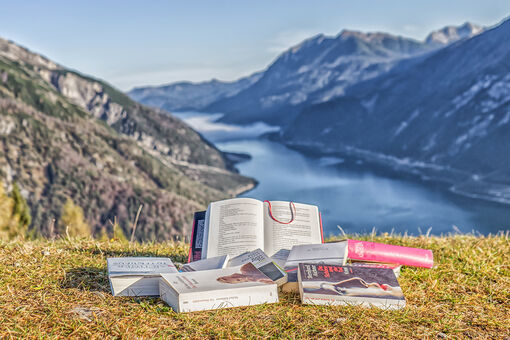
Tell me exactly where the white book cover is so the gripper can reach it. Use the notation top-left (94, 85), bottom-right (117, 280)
top-left (180, 255), bottom-right (230, 272)
top-left (159, 263), bottom-right (278, 313)
top-left (228, 249), bottom-right (288, 286)
top-left (107, 257), bottom-right (177, 296)
top-left (285, 241), bottom-right (348, 267)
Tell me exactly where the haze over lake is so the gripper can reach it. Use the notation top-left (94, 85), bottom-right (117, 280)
top-left (175, 112), bottom-right (510, 237)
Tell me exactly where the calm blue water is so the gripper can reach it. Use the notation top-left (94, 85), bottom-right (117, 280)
top-left (175, 112), bottom-right (510, 236)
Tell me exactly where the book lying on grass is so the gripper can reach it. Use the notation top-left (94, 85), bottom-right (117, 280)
top-left (349, 262), bottom-right (402, 278)
top-left (159, 263), bottom-right (278, 313)
top-left (298, 263), bottom-right (406, 310)
top-left (347, 239), bottom-right (434, 268)
top-left (282, 242), bottom-right (348, 293)
top-left (188, 211), bottom-right (206, 262)
top-left (107, 257), bottom-right (177, 296)
top-left (180, 255), bottom-right (230, 272)
top-left (228, 249), bottom-right (287, 286)
top-left (199, 198), bottom-right (323, 259)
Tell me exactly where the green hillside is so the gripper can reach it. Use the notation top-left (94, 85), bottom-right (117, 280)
top-left (0, 37), bottom-right (254, 240)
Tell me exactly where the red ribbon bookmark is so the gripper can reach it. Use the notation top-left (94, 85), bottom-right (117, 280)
top-left (264, 200), bottom-right (296, 224)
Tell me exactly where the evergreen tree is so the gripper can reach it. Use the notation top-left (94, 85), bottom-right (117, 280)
top-left (11, 182), bottom-right (31, 237)
top-left (60, 198), bottom-right (91, 238)
top-left (0, 181), bottom-right (18, 240)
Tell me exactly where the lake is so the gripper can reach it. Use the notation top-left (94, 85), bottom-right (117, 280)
top-left (175, 112), bottom-right (510, 237)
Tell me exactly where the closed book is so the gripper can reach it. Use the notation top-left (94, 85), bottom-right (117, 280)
top-left (282, 242), bottom-right (347, 293)
top-left (159, 263), bottom-right (278, 313)
top-left (107, 257), bottom-right (178, 296)
top-left (188, 211), bottom-right (206, 262)
top-left (349, 261), bottom-right (402, 278)
top-left (347, 240), bottom-right (434, 268)
top-left (298, 263), bottom-right (406, 310)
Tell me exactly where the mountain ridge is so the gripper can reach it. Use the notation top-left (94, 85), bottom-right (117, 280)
top-left (129, 22), bottom-right (484, 126)
top-left (281, 18), bottom-right (510, 204)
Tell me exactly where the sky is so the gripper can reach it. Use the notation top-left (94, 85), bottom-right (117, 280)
top-left (1, 1), bottom-right (510, 91)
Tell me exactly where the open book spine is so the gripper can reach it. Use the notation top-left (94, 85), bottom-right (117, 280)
top-left (347, 240), bottom-right (434, 268)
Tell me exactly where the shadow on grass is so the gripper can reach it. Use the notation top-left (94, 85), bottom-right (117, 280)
top-left (61, 267), bottom-right (110, 292)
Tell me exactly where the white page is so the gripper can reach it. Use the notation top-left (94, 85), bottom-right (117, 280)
top-left (263, 201), bottom-right (322, 256)
top-left (205, 198), bottom-right (265, 258)
top-left (181, 255), bottom-right (229, 272)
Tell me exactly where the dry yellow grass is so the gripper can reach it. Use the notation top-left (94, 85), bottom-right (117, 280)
top-left (0, 234), bottom-right (509, 339)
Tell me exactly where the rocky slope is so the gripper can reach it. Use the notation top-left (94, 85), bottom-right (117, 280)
top-left (282, 18), bottom-right (510, 204)
top-left (0, 37), bottom-right (255, 240)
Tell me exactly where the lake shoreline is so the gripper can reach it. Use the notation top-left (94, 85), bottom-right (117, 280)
top-left (267, 133), bottom-right (510, 208)
top-left (175, 111), bottom-right (510, 235)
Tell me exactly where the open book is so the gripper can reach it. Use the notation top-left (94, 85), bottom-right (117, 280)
top-left (199, 198), bottom-right (323, 260)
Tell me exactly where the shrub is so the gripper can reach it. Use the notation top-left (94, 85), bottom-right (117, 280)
top-left (60, 198), bottom-right (91, 238)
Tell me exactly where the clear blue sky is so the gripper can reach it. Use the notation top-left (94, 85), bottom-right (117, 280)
top-left (1, 1), bottom-right (509, 90)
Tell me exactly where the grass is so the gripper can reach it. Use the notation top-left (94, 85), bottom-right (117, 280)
top-left (0, 234), bottom-right (508, 339)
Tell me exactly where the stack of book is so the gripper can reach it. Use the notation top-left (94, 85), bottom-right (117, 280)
top-left (106, 198), bottom-right (434, 313)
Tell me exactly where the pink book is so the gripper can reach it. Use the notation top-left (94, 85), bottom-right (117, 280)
top-left (347, 240), bottom-right (434, 268)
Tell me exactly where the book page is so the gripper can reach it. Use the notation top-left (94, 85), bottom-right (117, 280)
top-left (205, 198), bottom-right (265, 258)
top-left (263, 201), bottom-right (322, 256)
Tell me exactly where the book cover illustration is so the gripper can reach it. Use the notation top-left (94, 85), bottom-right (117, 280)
top-left (299, 264), bottom-right (405, 309)
top-left (162, 263), bottom-right (274, 294)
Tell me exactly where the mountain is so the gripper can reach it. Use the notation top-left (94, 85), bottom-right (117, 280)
top-left (128, 72), bottom-right (262, 112)
top-left (425, 22), bottom-right (484, 46)
top-left (129, 23), bottom-right (483, 126)
top-left (0, 37), bottom-right (254, 240)
top-left (281, 18), bottom-right (510, 204)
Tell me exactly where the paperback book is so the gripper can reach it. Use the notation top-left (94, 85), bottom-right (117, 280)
top-left (188, 211), bottom-right (206, 262)
top-left (282, 242), bottom-right (348, 293)
top-left (159, 263), bottom-right (278, 313)
top-left (298, 263), bottom-right (406, 310)
top-left (107, 257), bottom-right (178, 296)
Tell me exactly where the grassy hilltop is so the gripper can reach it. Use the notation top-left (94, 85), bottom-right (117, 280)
top-left (0, 234), bottom-right (508, 339)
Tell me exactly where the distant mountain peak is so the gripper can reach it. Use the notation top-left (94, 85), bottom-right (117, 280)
top-left (425, 22), bottom-right (483, 46)
top-left (290, 33), bottom-right (326, 53)
top-left (338, 29), bottom-right (400, 41)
